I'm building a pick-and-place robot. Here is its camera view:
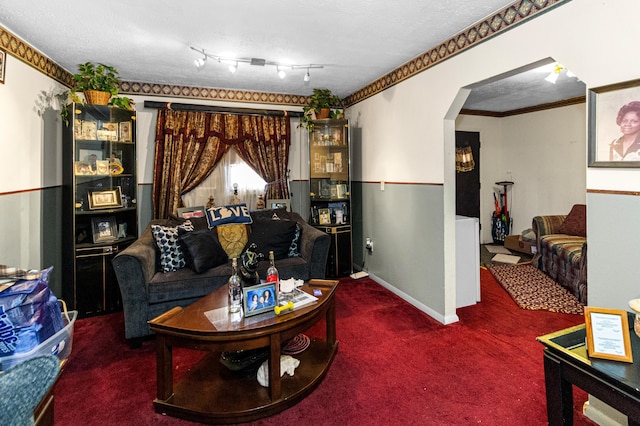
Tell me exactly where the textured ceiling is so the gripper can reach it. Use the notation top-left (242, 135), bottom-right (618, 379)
top-left (0, 0), bottom-right (584, 112)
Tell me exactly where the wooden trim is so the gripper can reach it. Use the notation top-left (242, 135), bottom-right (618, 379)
top-left (587, 189), bottom-right (640, 197)
top-left (143, 101), bottom-right (302, 117)
top-left (460, 96), bottom-right (586, 118)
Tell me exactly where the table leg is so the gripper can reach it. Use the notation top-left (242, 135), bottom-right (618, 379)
top-left (544, 351), bottom-right (573, 425)
top-left (156, 334), bottom-right (173, 400)
top-left (269, 334), bottom-right (282, 401)
top-left (326, 297), bottom-right (336, 346)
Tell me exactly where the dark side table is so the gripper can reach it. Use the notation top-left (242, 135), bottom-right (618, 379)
top-left (537, 314), bottom-right (640, 425)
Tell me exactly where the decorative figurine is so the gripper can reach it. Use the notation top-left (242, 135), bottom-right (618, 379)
top-left (238, 243), bottom-right (264, 287)
top-left (256, 194), bottom-right (265, 210)
top-left (206, 195), bottom-right (215, 209)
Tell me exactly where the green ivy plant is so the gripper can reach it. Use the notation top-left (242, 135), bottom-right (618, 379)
top-left (301, 88), bottom-right (343, 130)
top-left (61, 62), bottom-right (134, 124)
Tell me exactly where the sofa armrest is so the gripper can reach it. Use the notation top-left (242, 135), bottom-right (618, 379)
top-left (532, 215), bottom-right (567, 238)
top-left (291, 213), bottom-right (331, 279)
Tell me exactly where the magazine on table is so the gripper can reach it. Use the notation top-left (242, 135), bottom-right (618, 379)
top-left (280, 288), bottom-right (318, 310)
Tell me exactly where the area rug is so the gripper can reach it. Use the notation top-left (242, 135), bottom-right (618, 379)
top-left (486, 263), bottom-right (584, 315)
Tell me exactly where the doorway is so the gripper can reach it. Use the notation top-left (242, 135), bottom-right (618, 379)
top-left (455, 131), bottom-right (480, 219)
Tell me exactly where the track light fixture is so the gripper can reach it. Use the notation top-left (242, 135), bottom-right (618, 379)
top-left (190, 46), bottom-right (323, 79)
top-left (543, 63), bottom-right (579, 84)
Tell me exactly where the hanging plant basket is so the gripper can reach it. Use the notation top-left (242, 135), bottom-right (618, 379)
top-left (316, 108), bottom-right (331, 119)
top-left (83, 90), bottom-right (111, 105)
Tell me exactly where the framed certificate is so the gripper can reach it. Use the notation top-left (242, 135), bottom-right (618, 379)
top-left (585, 307), bottom-right (633, 363)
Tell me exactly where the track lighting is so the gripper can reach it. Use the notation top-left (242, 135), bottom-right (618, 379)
top-left (189, 46), bottom-right (323, 80)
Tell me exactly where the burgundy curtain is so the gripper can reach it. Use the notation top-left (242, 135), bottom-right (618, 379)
top-left (153, 110), bottom-right (290, 219)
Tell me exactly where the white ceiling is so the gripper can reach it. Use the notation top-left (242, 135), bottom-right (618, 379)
top-left (0, 0), bottom-right (585, 112)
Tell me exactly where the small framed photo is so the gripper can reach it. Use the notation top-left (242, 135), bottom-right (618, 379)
top-left (177, 206), bottom-right (206, 219)
top-left (88, 187), bottom-right (123, 210)
top-left (318, 208), bottom-right (331, 225)
top-left (81, 120), bottom-right (97, 140)
top-left (91, 216), bottom-right (118, 243)
top-left (268, 199), bottom-right (290, 211)
top-left (584, 307), bottom-right (633, 363)
top-left (119, 121), bottom-right (132, 142)
top-left (95, 159), bottom-right (109, 175)
top-left (74, 161), bottom-right (92, 176)
top-left (243, 282), bottom-right (277, 317)
top-left (588, 78), bottom-right (640, 167)
top-left (0, 48), bottom-right (5, 84)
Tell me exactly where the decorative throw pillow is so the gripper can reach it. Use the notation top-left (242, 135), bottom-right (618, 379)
top-left (178, 230), bottom-right (228, 273)
top-left (151, 220), bottom-right (194, 272)
top-left (206, 203), bottom-right (253, 229)
top-left (216, 224), bottom-right (249, 259)
top-left (558, 204), bottom-right (586, 237)
top-left (245, 219), bottom-right (298, 260)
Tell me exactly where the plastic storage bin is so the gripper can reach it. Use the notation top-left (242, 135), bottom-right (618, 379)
top-left (0, 310), bottom-right (77, 371)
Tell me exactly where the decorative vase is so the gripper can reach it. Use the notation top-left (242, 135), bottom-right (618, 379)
top-left (316, 108), bottom-right (330, 119)
top-left (83, 90), bottom-right (111, 105)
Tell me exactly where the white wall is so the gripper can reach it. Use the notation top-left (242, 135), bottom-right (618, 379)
top-left (457, 103), bottom-right (587, 243)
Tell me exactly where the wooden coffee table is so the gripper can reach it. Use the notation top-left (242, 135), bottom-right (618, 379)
top-left (148, 279), bottom-right (339, 424)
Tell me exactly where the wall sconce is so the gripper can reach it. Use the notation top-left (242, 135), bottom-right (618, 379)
top-left (456, 146), bottom-right (475, 172)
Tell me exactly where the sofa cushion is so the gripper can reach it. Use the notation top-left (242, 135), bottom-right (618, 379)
top-left (558, 204), bottom-right (586, 237)
top-left (206, 203), bottom-right (253, 228)
top-left (179, 230), bottom-right (228, 273)
top-left (245, 219), bottom-right (298, 260)
top-left (151, 220), bottom-right (194, 272)
top-left (216, 224), bottom-right (249, 259)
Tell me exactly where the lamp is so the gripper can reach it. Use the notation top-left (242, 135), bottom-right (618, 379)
top-left (455, 146), bottom-right (475, 172)
top-left (190, 46), bottom-right (323, 79)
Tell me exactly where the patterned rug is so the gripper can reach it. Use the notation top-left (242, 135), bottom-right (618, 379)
top-left (486, 263), bottom-right (584, 315)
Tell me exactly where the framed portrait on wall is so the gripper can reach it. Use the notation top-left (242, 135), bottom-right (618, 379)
top-left (588, 78), bottom-right (640, 167)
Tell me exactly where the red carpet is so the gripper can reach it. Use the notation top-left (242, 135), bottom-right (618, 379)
top-left (54, 269), bottom-right (595, 425)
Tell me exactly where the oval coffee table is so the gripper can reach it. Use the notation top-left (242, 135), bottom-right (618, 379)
top-left (148, 279), bottom-right (339, 424)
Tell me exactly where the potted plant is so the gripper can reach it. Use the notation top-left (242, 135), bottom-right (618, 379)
top-left (301, 88), bottom-right (343, 130)
top-left (62, 62), bottom-right (134, 124)
top-left (70, 62), bottom-right (134, 108)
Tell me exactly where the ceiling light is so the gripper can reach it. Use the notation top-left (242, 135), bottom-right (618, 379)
top-left (544, 72), bottom-right (559, 84)
top-left (194, 56), bottom-right (206, 69)
top-left (228, 62), bottom-right (237, 73)
top-left (277, 67), bottom-right (286, 79)
top-left (304, 70), bottom-right (311, 82)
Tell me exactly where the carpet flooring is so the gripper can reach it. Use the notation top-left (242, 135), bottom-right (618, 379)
top-left (53, 272), bottom-right (595, 425)
top-left (486, 263), bottom-right (584, 315)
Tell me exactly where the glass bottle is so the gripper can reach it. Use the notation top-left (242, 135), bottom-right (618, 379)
top-left (228, 258), bottom-right (242, 313)
top-left (266, 250), bottom-right (279, 296)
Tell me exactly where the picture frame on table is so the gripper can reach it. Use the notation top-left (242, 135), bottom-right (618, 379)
top-left (584, 306), bottom-right (633, 363)
top-left (88, 186), bottom-right (123, 210)
top-left (0, 49), bottom-right (5, 84)
top-left (243, 282), bottom-right (277, 317)
top-left (588, 78), bottom-right (640, 167)
top-left (91, 216), bottom-right (118, 243)
top-left (177, 206), bottom-right (206, 219)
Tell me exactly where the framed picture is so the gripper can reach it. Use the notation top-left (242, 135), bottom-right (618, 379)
top-left (88, 187), bottom-right (123, 210)
top-left (268, 199), bottom-right (290, 211)
top-left (78, 149), bottom-right (102, 173)
top-left (119, 121), bottom-right (132, 142)
top-left (0, 49), bottom-right (5, 84)
top-left (81, 120), bottom-right (97, 140)
top-left (588, 78), bottom-right (640, 167)
top-left (74, 161), bottom-right (92, 175)
top-left (177, 206), bottom-right (206, 219)
top-left (91, 216), bottom-right (118, 243)
top-left (584, 307), bottom-right (633, 363)
top-left (243, 282), bottom-right (277, 317)
top-left (318, 208), bottom-right (331, 225)
top-left (95, 159), bottom-right (109, 175)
